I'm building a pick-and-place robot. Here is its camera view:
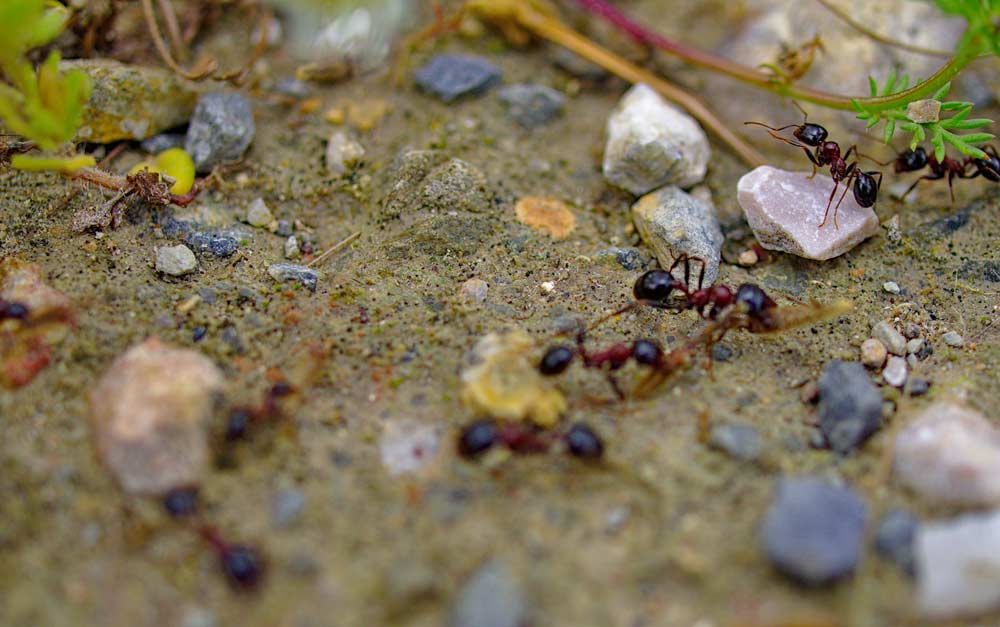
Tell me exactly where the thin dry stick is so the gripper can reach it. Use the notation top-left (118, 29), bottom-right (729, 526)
top-left (140, 0), bottom-right (217, 80)
top-left (514, 6), bottom-right (766, 167)
top-left (156, 0), bottom-right (187, 62)
top-left (814, 0), bottom-right (954, 58)
top-left (307, 231), bottom-right (361, 269)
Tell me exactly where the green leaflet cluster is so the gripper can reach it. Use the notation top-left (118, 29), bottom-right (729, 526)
top-left (853, 71), bottom-right (994, 161)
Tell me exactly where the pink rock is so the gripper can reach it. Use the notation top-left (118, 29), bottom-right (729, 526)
top-left (894, 403), bottom-right (1000, 506)
top-left (737, 166), bottom-right (881, 260)
top-left (90, 337), bottom-right (225, 495)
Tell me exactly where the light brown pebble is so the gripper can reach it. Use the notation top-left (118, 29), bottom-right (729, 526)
top-left (90, 337), bottom-right (225, 495)
top-left (514, 197), bottom-right (576, 239)
top-left (459, 278), bottom-right (488, 304)
top-left (860, 338), bottom-right (888, 368)
top-left (738, 249), bottom-right (759, 265)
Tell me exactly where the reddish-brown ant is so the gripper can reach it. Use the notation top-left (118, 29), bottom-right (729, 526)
top-left (746, 113), bottom-right (882, 227)
top-left (0, 299), bottom-right (30, 321)
top-left (199, 526), bottom-right (264, 589)
top-left (457, 419), bottom-right (604, 461)
top-left (892, 144), bottom-right (1000, 203)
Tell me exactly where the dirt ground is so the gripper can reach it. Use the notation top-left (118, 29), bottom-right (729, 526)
top-left (1, 2), bottom-right (998, 626)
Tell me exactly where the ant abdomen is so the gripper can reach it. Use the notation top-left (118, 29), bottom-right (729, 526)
top-left (633, 269), bottom-right (678, 304)
top-left (895, 147), bottom-right (928, 173)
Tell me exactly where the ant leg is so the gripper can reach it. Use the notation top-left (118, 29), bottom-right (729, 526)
top-left (606, 373), bottom-right (626, 401)
top-left (948, 171), bottom-right (956, 207)
top-left (818, 179), bottom-right (841, 228)
top-left (842, 144), bottom-right (858, 162)
top-left (804, 149), bottom-right (823, 179)
top-left (743, 121), bottom-right (801, 133)
top-left (897, 178), bottom-right (922, 202)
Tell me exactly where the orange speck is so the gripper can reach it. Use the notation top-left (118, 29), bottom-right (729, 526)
top-left (514, 196), bottom-right (576, 239)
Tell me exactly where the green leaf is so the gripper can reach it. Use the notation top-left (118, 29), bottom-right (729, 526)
top-left (883, 118), bottom-right (896, 144)
top-left (932, 81), bottom-right (952, 100)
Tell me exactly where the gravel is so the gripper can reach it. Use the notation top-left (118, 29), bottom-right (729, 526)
top-left (875, 508), bottom-right (918, 577)
top-left (268, 263), bottom-right (321, 291)
top-left (450, 560), bottom-right (525, 627)
top-left (185, 92), bottom-right (256, 173)
top-left (414, 54), bottom-right (502, 102)
top-left (708, 423), bottom-right (764, 461)
top-left (872, 321), bottom-right (907, 356)
top-left (155, 244), bottom-right (198, 276)
top-left (817, 360), bottom-right (882, 453)
top-left (497, 83), bottom-right (565, 128)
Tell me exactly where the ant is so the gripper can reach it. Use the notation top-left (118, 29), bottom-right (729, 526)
top-left (746, 110), bottom-right (882, 228)
top-left (223, 381), bottom-right (295, 441)
top-left (199, 526), bottom-right (264, 589)
top-left (458, 419), bottom-right (604, 461)
top-left (0, 299), bottom-right (30, 321)
top-left (892, 145), bottom-right (1000, 203)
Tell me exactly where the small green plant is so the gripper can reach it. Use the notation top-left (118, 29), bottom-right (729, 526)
top-left (0, 0), bottom-right (94, 172)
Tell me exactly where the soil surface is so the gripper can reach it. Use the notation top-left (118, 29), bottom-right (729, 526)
top-left (1, 2), bottom-right (998, 626)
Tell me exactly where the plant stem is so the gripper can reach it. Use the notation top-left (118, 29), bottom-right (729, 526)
top-left (515, 5), bottom-right (767, 167)
top-left (568, 0), bottom-right (979, 112)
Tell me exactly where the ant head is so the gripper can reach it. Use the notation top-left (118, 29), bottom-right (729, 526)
top-left (631, 339), bottom-right (662, 366)
top-left (793, 123), bottom-right (828, 146)
top-left (458, 419), bottom-right (498, 458)
top-left (539, 345), bottom-right (575, 375)
top-left (633, 270), bottom-right (679, 303)
top-left (735, 284), bottom-right (776, 315)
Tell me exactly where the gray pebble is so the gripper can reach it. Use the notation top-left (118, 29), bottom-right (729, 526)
top-left (221, 326), bottom-right (241, 352)
top-left (414, 54), bottom-right (501, 103)
top-left (450, 560), bottom-right (525, 627)
top-left (276, 220), bottom-right (293, 237)
top-left (873, 321), bottom-right (907, 356)
top-left (875, 508), bottom-right (919, 577)
top-left (903, 323), bottom-right (921, 339)
top-left (197, 287), bottom-right (217, 304)
top-left (497, 83), bottom-right (565, 128)
top-left (272, 77), bottom-right (311, 99)
top-left (185, 231), bottom-right (240, 258)
top-left (185, 92), bottom-right (256, 173)
top-left (760, 476), bottom-right (868, 585)
top-left (708, 423), bottom-right (763, 461)
top-left (883, 281), bottom-right (901, 294)
top-left (272, 488), bottom-right (306, 528)
top-left (284, 236), bottom-right (301, 259)
top-left (141, 133), bottom-right (186, 154)
top-left (906, 338), bottom-right (924, 355)
top-left (246, 198), bottom-right (273, 227)
top-left (155, 244), bottom-right (198, 276)
top-left (818, 360), bottom-right (882, 453)
top-left (711, 344), bottom-right (734, 362)
top-left (942, 331), bottom-right (964, 347)
top-left (908, 378), bottom-right (931, 396)
top-left (268, 263), bottom-right (320, 291)
top-left (632, 186), bottom-right (724, 287)
top-left (593, 247), bottom-right (644, 271)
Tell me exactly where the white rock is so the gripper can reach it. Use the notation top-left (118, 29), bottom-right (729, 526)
top-left (883, 355), bottom-right (908, 387)
top-left (246, 197), bottom-right (273, 227)
top-left (632, 185), bottom-right (724, 287)
top-left (916, 509), bottom-right (1000, 619)
top-left (737, 166), bottom-right (880, 260)
top-left (284, 236), bottom-right (301, 259)
top-left (603, 84), bottom-right (709, 194)
top-left (155, 244), bottom-right (198, 276)
top-left (90, 337), bottom-right (224, 495)
top-left (326, 130), bottom-right (365, 176)
top-left (873, 321), bottom-right (907, 356)
top-left (894, 403), bottom-right (1000, 506)
top-left (459, 278), bottom-right (488, 303)
top-left (379, 420), bottom-right (440, 476)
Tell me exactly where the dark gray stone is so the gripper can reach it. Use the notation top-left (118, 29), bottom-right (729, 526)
top-left (594, 247), bottom-right (644, 271)
top-left (185, 231), bottom-right (240, 258)
top-left (185, 93), bottom-right (256, 173)
top-left (414, 54), bottom-right (501, 102)
top-left (708, 423), bottom-right (763, 461)
top-left (817, 360), bottom-right (883, 453)
top-left (272, 77), bottom-right (311, 99)
top-left (498, 83), bottom-right (565, 128)
top-left (760, 476), bottom-right (868, 585)
top-left (908, 378), bottom-right (931, 397)
top-left (141, 133), bottom-right (186, 154)
top-left (875, 508), bottom-right (918, 577)
top-left (268, 263), bottom-right (320, 291)
top-left (276, 220), bottom-right (293, 237)
top-left (450, 560), bottom-right (525, 627)
top-left (197, 287), bottom-right (217, 304)
top-left (712, 344), bottom-right (734, 362)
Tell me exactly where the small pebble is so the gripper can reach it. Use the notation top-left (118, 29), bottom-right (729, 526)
top-left (872, 321), bottom-right (907, 356)
top-left (603, 84), bottom-right (710, 193)
top-left (497, 83), bottom-right (565, 128)
top-left (883, 356), bottom-right (908, 388)
top-left (271, 488), bottom-right (306, 528)
top-left (379, 421), bottom-right (441, 476)
top-left (593, 247), bottom-right (644, 271)
top-left (458, 278), bottom-right (488, 304)
top-left (906, 353), bottom-right (918, 369)
top-left (185, 231), bottom-right (240, 258)
top-left (908, 378), bottom-right (930, 396)
top-left (414, 54), bottom-right (501, 102)
top-left (326, 130), bottom-right (365, 176)
top-left (185, 92), bottom-right (255, 173)
top-left (163, 486), bottom-right (200, 518)
top-left (916, 509), bottom-right (1000, 619)
top-left (268, 263), bottom-right (320, 291)
top-left (738, 249), bottom-right (759, 266)
top-left (895, 402), bottom-right (1000, 506)
top-left (737, 166), bottom-right (880, 260)
top-left (906, 338), bottom-right (924, 355)
top-left (903, 323), bottom-right (921, 339)
top-left (245, 198), bottom-right (273, 228)
top-left (90, 338), bottom-right (224, 495)
top-left (860, 338), bottom-right (887, 369)
top-left (760, 476), bottom-right (868, 585)
top-left (514, 197), bottom-right (576, 239)
top-left (192, 326), bottom-right (207, 342)
top-left (450, 560), bottom-right (525, 627)
top-left (883, 281), bottom-right (901, 294)
top-left (875, 508), bottom-right (919, 577)
top-left (711, 344), bottom-right (734, 362)
top-left (275, 220), bottom-right (293, 237)
top-left (632, 186), bottom-right (724, 287)
top-left (284, 236), bottom-right (301, 260)
top-left (155, 244), bottom-right (198, 276)
top-left (817, 360), bottom-right (882, 453)
top-left (708, 423), bottom-right (764, 462)
top-left (141, 133), bottom-right (186, 154)
top-left (942, 331), bottom-right (964, 347)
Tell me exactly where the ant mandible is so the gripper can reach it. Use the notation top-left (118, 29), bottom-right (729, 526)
top-left (746, 108), bottom-right (882, 228)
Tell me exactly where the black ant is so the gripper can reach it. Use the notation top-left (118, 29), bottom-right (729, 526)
top-left (457, 419), bottom-right (604, 461)
top-left (199, 526), bottom-right (264, 589)
top-left (889, 146), bottom-right (967, 204)
top-left (746, 112), bottom-right (882, 228)
top-left (0, 299), bottom-right (30, 321)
